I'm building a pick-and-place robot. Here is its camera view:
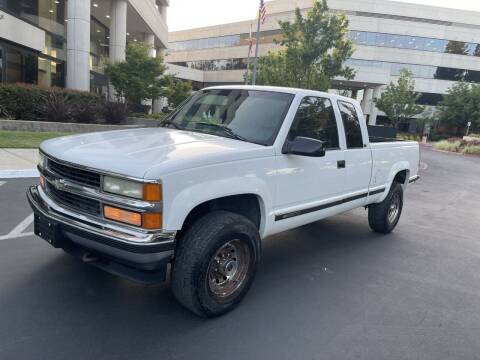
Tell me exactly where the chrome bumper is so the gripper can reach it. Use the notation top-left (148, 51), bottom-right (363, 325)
top-left (28, 185), bottom-right (175, 246)
top-left (27, 185), bottom-right (175, 282)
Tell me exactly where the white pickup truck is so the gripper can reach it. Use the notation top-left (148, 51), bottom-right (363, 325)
top-left (28, 85), bottom-right (419, 317)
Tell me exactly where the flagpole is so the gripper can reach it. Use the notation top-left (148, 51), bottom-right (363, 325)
top-left (251, 0), bottom-right (262, 85)
top-left (244, 24), bottom-right (253, 84)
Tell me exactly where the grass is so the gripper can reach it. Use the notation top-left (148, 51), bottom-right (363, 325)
top-left (434, 140), bottom-right (461, 152)
top-left (0, 130), bottom-right (72, 148)
top-left (462, 145), bottom-right (480, 154)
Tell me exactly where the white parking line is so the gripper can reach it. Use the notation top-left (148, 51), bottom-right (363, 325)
top-left (0, 213), bottom-right (35, 241)
top-left (8, 213), bottom-right (34, 236)
top-left (0, 181), bottom-right (6, 187)
top-left (0, 232), bottom-right (34, 241)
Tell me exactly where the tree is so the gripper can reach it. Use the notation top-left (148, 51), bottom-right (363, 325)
top-left (445, 40), bottom-right (469, 55)
top-left (255, 0), bottom-right (355, 90)
top-left (163, 76), bottom-right (192, 108)
top-left (437, 82), bottom-right (480, 135)
top-left (374, 69), bottom-right (425, 128)
top-left (105, 42), bottom-right (167, 106)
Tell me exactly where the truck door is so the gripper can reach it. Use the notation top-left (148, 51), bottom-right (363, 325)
top-left (274, 96), bottom-right (346, 224)
top-left (336, 100), bottom-right (372, 208)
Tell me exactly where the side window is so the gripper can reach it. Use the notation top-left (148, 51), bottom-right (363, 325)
top-left (288, 96), bottom-right (339, 149)
top-left (338, 101), bottom-right (364, 149)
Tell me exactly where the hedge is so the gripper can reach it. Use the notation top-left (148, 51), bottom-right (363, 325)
top-left (0, 83), bottom-right (105, 123)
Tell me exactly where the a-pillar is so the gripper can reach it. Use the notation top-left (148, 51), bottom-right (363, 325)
top-left (66, 0), bottom-right (91, 91)
top-left (109, 0), bottom-right (127, 63)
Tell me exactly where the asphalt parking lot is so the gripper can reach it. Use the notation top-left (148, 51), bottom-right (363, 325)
top-left (1, 146), bottom-right (479, 360)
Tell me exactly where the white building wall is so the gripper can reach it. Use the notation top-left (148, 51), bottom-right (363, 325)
top-left (167, 0), bottom-right (480, 124)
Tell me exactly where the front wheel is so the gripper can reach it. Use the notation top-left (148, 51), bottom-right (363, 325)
top-left (368, 182), bottom-right (404, 234)
top-left (171, 211), bottom-right (261, 317)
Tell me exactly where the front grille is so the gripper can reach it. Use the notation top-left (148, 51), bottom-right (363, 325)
top-left (47, 184), bottom-right (101, 216)
top-left (48, 159), bottom-right (101, 188)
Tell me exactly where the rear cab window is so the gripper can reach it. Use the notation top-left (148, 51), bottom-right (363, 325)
top-left (337, 100), bottom-right (364, 149)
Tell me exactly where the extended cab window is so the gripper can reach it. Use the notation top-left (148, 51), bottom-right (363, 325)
top-left (288, 96), bottom-right (339, 149)
top-left (338, 101), bottom-right (364, 149)
top-left (165, 89), bottom-right (294, 146)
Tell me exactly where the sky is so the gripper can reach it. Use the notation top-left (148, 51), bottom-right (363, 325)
top-left (167, 0), bottom-right (480, 32)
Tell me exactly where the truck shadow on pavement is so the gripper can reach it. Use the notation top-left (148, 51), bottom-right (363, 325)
top-left (2, 211), bottom-right (398, 358)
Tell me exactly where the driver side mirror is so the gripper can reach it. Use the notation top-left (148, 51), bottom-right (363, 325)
top-left (283, 136), bottom-right (327, 157)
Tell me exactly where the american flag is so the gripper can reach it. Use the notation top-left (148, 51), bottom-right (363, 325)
top-left (259, 0), bottom-right (267, 24)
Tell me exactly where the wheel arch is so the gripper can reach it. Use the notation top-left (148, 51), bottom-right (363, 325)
top-left (174, 193), bottom-right (266, 239)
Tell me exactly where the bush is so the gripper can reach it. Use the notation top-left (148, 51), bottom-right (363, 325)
top-left (37, 89), bottom-right (74, 122)
top-left (104, 101), bottom-right (128, 124)
top-left (0, 104), bottom-right (13, 119)
top-left (398, 132), bottom-right (421, 141)
top-left (0, 83), bottom-right (42, 120)
top-left (462, 145), bottom-right (480, 155)
top-left (0, 84), bottom-right (103, 123)
top-left (434, 140), bottom-right (461, 152)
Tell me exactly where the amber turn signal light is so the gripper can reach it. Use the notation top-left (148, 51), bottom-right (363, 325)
top-left (142, 212), bottom-right (163, 229)
top-left (104, 206), bottom-right (142, 227)
top-left (143, 183), bottom-right (162, 201)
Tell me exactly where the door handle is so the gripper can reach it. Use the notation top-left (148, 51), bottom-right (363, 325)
top-left (337, 160), bottom-right (346, 169)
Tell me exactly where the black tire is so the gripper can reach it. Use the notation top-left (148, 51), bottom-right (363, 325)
top-left (171, 210), bottom-right (261, 317)
top-left (368, 182), bottom-right (404, 234)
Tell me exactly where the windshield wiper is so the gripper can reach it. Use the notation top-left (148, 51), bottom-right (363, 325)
top-left (194, 122), bottom-right (249, 142)
top-left (159, 119), bottom-right (180, 129)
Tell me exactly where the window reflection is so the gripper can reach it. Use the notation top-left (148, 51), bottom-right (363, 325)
top-left (349, 31), bottom-right (478, 58)
top-left (346, 58), bottom-right (480, 83)
top-left (169, 30), bottom-right (283, 52)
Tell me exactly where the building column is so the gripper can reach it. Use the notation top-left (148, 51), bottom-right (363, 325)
top-left (369, 86), bottom-right (383, 125)
top-left (143, 33), bottom-right (156, 57)
top-left (361, 88), bottom-right (373, 115)
top-left (66, 0), bottom-right (91, 91)
top-left (109, 0), bottom-right (127, 63)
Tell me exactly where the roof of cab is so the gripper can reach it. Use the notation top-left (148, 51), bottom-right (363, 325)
top-left (202, 85), bottom-right (358, 104)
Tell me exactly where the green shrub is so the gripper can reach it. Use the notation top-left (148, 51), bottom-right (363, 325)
top-left (468, 133), bottom-right (480, 138)
top-left (434, 140), bottom-right (461, 152)
top-left (0, 84), bottom-right (103, 123)
top-left (37, 89), bottom-right (74, 122)
top-left (462, 145), bottom-right (480, 155)
top-left (398, 132), bottom-right (421, 141)
top-left (104, 101), bottom-right (128, 124)
top-left (145, 112), bottom-right (166, 120)
top-left (0, 83), bottom-right (42, 120)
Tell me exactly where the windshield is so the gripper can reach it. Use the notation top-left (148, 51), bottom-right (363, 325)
top-left (163, 89), bottom-right (294, 145)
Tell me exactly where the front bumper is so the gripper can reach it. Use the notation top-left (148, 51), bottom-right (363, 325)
top-left (27, 185), bottom-right (175, 284)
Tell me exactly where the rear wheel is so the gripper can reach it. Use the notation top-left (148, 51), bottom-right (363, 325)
top-left (368, 182), bottom-right (403, 234)
top-left (171, 211), bottom-right (261, 317)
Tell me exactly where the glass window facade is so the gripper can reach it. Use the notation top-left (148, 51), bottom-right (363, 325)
top-left (90, 17), bottom-right (109, 75)
top-left (0, 0), bottom-right (67, 87)
top-left (349, 31), bottom-right (480, 57)
top-left (346, 59), bottom-right (480, 83)
top-left (171, 58), bottom-right (249, 71)
top-left (0, 41), bottom-right (38, 84)
top-left (0, 0), bottom-right (67, 37)
top-left (169, 30), bottom-right (283, 52)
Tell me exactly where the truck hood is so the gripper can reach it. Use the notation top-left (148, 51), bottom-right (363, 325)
top-left (40, 127), bottom-right (274, 179)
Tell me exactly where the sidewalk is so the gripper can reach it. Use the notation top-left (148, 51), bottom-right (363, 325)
top-left (0, 148), bottom-right (39, 178)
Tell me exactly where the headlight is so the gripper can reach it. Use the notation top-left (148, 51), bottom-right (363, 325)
top-left (103, 176), bottom-right (162, 201)
top-left (38, 153), bottom-right (46, 169)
